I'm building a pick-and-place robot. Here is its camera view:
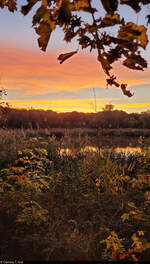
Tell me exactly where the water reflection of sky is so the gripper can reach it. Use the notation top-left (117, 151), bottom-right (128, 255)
top-left (115, 147), bottom-right (142, 154)
top-left (59, 146), bottom-right (146, 156)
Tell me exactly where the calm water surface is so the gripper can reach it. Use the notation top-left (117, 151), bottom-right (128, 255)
top-left (59, 136), bottom-right (150, 156)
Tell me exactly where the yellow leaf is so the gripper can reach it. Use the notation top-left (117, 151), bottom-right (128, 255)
top-left (100, 13), bottom-right (121, 27)
top-left (121, 213), bottom-right (130, 222)
top-left (71, 0), bottom-right (89, 11)
top-left (136, 25), bottom-right (148, 49)
top-left (42, 0), bottom-right (48, 7)
top-left (128, 202), bottom-right (137, 209)
top-left (118, 22), bottom-right (148, 49)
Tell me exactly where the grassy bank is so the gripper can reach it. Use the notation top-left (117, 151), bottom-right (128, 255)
top-left (0, 129), bottom-right (150, 261)
top-left (35, 127), bottom-right (150, 137)
top-left (1, 127), bottom-right (150, 139)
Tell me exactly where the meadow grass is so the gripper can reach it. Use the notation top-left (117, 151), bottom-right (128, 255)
top-left (0, 129), bottom-right (150, 261)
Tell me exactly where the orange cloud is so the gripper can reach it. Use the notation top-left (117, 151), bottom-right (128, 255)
top-left (114, 62), bottom-right (150, 86)
top-left (1, 45), bottom-right (106, 96)
top-left (1, 44), bottom-right (150, 100)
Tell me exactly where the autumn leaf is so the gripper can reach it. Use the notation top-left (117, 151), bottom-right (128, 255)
top-left (57, 50), bottom-right (78, 64)
top-left (99, 13), bottom-right (122, 28)
top-left (71, 0), bottom-right (89, 11)
top-left (121, 213), bottom-right (130, 222)
top-left (7, 0), bottom-right (17, 12)
top-left (123, 54), bottom-right (147, 71)
top-left (118, 22), bottom-right (148, 49)
top-left (121, 84), bottom-right (133, 97)
top-left (128, 202), bottom-right (137, 209)
top-left (21, 0), bottom-right (39, 16)
top-left (70, 0), bottom-right (97, 13)
top-left (35, 22), bottom-right (52, 51)
top-left (146, 14), bottom-right (150, 25)
top-left (104, 46), bottom-right (123, 64)
top-left (57, 0), bottom-right (72, 25)
top-left (120, 0), bottom-right (141, 13)
top-left (32, 6), bottom-right (48, 26)
top-left (0, 0), bottom-right (6, 9)
top-left (98, 54), bottom-right (112, 75)
top-left (101, 0), bottom-right (118, 15)
top-left (135, 25), bottom-right (148, 49)
top-left (106, 75), bottom-right (120, 87)
top-left (0, 0), bottom-right (17, 11)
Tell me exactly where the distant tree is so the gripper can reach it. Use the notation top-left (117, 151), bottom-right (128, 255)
top-left (96, 110), bottom-right (113, 128)
top-left (1, 0), bottom-right (150, 96)
top-left (0, 89), bottom-right (9, 127)
top-left (128, 113), bottom-right (140, 128)
top-left (5, 106), bottom-right (150, 129)
top-left (140, 111), bottom-right (150, 128)
top-left (108, 110), bottom-right (127, 128)
top-left (102, 104), bottom-right (114, 111)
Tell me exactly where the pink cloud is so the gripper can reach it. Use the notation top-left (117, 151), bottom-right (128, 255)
top-left (1, 44), bottom-right (150, 99)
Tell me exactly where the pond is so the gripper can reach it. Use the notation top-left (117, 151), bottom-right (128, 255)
top-left (59, 136), bottom-right (150, 156)
top-left (59, 146), bottom-right (146, 156)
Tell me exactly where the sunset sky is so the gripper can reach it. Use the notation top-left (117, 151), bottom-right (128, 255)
top-left (0, 0), bottom-right (150, 113)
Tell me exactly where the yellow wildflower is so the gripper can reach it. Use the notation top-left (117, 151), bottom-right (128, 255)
top-left (138, 231), bottom-right (144, 236)
top-left (113, 243), bottom-right (118, 251)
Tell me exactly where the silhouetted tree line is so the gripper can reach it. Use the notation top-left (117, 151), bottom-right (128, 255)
top-left (1, 107), bottom-right (150, 129)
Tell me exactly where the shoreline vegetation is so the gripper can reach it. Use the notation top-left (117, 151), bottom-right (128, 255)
top-left (0, 128), bottom-right (150, 139)
top-left (0, 128), bottom-right (150, 261)
top-left (41, 127), bottom-right (150, 137)
top-left (1, 127), bottom-right (150, 137)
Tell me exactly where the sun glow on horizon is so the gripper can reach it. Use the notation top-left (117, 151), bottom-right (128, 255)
top-left (8, 100), bottom-right (150, 113)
